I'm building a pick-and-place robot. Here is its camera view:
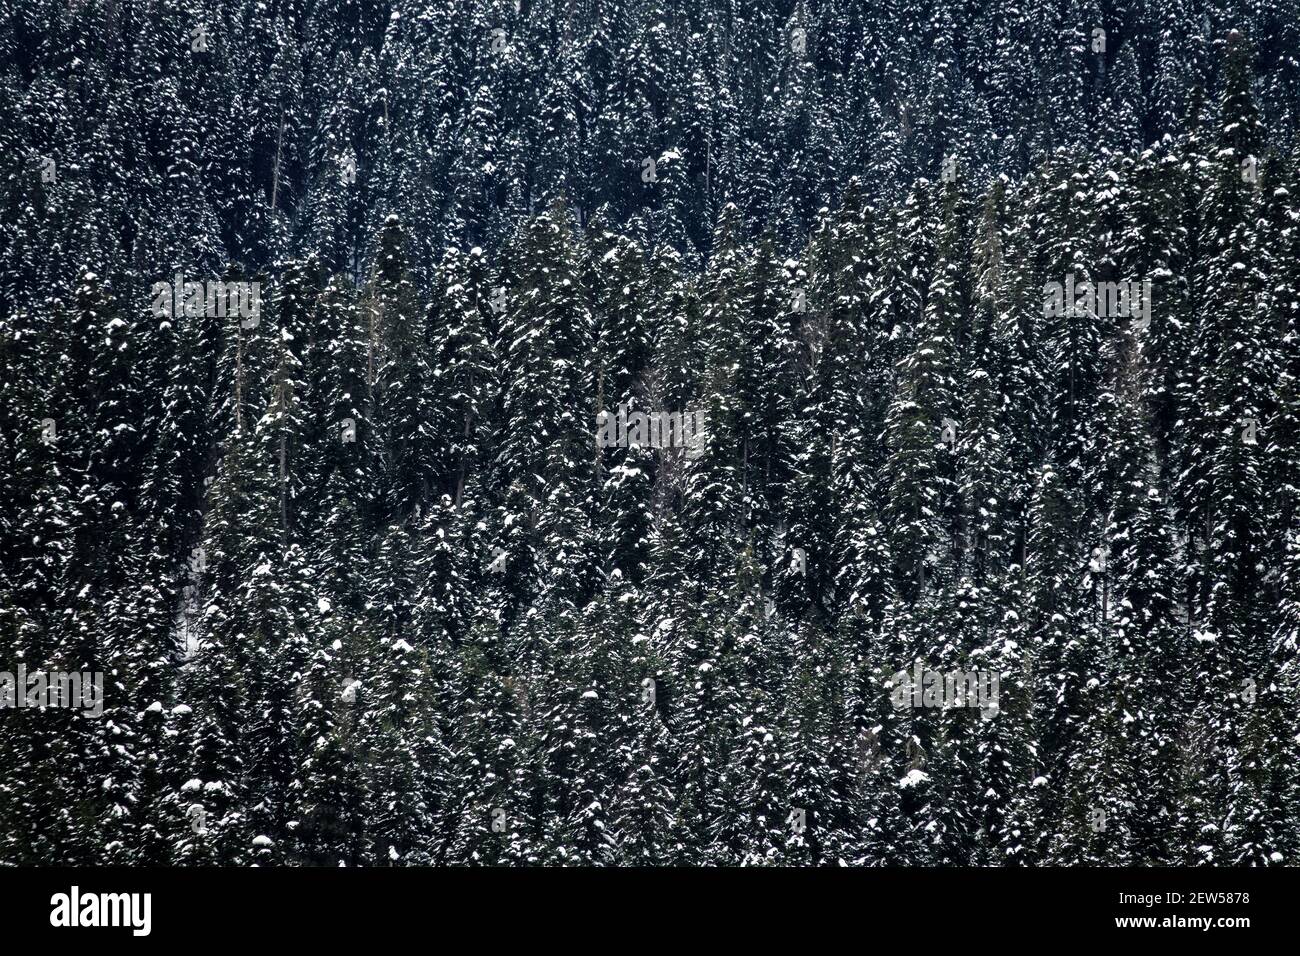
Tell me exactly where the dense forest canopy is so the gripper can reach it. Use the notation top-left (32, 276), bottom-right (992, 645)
top-left (1, 0), bottom-right (1298, 865)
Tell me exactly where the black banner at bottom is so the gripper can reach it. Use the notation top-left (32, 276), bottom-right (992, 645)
top-left (0, 866), bottom-right (1285, 942)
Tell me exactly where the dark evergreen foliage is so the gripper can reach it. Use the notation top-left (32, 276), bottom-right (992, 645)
top-left (1, 1), bottom-right (1297, 866)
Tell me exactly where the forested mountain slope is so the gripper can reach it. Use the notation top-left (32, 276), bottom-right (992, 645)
top-left (1, 1), bottom-right (1298, 865)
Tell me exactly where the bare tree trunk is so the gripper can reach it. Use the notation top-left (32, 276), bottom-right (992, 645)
top-left (368, 303), bottom-right (376, 396)
top-left (742, 436), bottom-right (750, 528)
top-left (235, 320), bottom-right (244, 433)
top-left (594, 366), bottom-right (605, 483)
top-left (456, 380), bottom-right (473, 510)
top-left (270, 111), bottom-right (284, 211)
top-left (1102, 573), bottom-right (1109, 629)
top-left (279, 428), bottom-right (288, 530)
top-left (705, 130), bottom-right (711, 200)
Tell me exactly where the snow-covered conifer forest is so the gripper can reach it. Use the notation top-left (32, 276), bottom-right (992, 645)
top-left (2, 0), bottom-right (1299, 867)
